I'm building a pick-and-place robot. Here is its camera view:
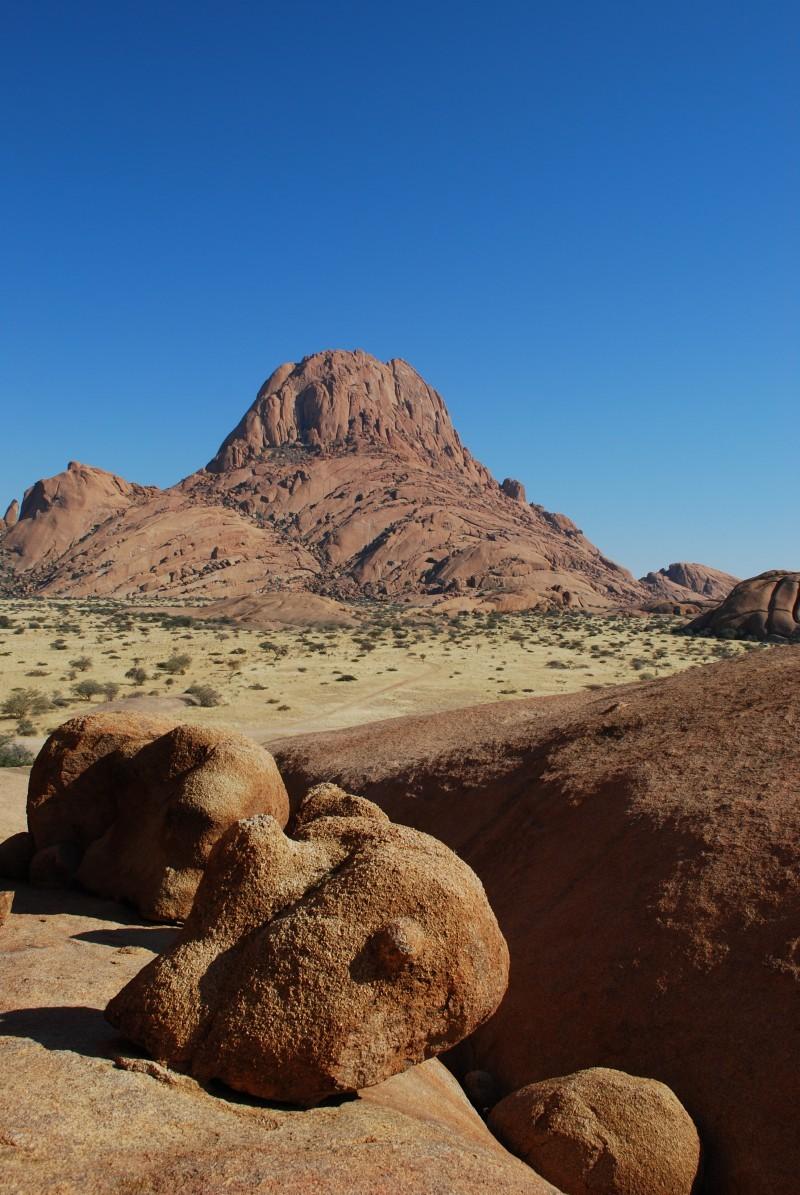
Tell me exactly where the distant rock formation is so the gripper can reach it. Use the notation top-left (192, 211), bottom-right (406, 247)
top-left (107, 783), bottom-right (509, 1105)
top-left (489, 1067), bottom-right (701, 1195)
top-left (500, 478), bottom-right (526, 503)
top-left (1, 498), bottom-right (18, 530)
top-left (683, 570), bottom-right (800, 641)
top-left (640, 560), bottom-right (738, 605)
top-left (2, 461), bottom-right (157, 569)
top-left (16, 713), bottom-right (289, 919)
top-left (3, 350), bottom-right (647, 610)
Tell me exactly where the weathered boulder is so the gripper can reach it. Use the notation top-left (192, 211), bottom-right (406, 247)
top-left (683, 569), bottom-right (800, 640)
top-left (106, 784), bottom-right (509, 1105)
top-left (501, 478), bottom-right (527, 503)
top-left (489, 1067), bottom-right (700, 1195)
top-left (21, 712), bottom-right (289, 919)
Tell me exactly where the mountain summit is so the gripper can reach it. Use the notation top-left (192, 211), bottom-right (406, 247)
top-left (2, 350), bottom-right (647, 610)
top-left (208, 350), bottom-right (489, 484)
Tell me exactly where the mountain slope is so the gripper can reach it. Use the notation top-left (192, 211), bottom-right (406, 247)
top-left (640, 561), bottom-right (738, 605)
top-left (1, 350), bottom-right (647, 610)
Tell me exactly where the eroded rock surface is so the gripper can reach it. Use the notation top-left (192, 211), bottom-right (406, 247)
top-left (272, 649), bottom-right (800, 1194)
top-left (489, 1067), bottom-right (700, 1195)
top-left (106, 784), bottom-right (509, 1105)
top-left (18, 712), bottom-right (289, 919)
top-left (0, 857), bottom-right (556, 1193)
top-left (683, 569), bottom-right (800, 640)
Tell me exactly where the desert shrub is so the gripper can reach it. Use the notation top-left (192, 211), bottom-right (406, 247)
top-left (157, 653), bottom-right (192, 675)
top-left (70, 656), bottom-right (92, 672)
top-left (2, 689), bottom-right (51, 719)
top-left (102, 682), bottom-right (120, 701)
top-left (16, 717), bottom-right (37, 736)
top-left (185, 683), bottom-right (221, 707)
top-left (125, 667), bottom-right (148, 685)
top-left (51, 638), bottom-right (68, 650)
top-left (335, 674), bottom-right (358, 682)
top-left (73, 679), bottom-right (105, 702)
top-left (0, 734), bottom-right (35, 767)
top-left (0, 615), bottom-right (13, 629)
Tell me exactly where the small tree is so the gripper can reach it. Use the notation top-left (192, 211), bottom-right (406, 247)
top-left (185, 683), bottom-right (222, 707)
top-left (125, 667), bottom-right (148, 686)
top-left (102, 682), bottom-right (120, 702)
top-left (73, 679), bottom-right (105, 702)
top-left (69, 656), bottom-right (92, 673)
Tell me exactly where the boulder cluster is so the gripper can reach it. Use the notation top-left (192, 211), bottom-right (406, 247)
top-left (683, 569), bottom-right (800, 641)
top-left (0, 712), bottom-right (704, 1192)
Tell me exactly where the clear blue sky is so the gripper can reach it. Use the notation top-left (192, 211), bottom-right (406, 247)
top-left (2, 1), bottom-right (797, 579)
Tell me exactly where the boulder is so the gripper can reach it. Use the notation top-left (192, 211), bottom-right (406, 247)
top-left (501, 478), bottom-right (527, 503)
top-left (106, 784), bottom-right (509, 1105)
top-left (22, 712), bottom-right (289, 919)
top-left (489, 1067), bottom-right (700, 1195)
top-left (683, 569), bottom-right (800, 640)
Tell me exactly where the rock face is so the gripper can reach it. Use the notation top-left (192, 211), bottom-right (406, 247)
top-left (501, 478), bottom-right (527, 503)
top-left (272, 648), bottom-right (800, 1194)
top-left (683, 569), bottom-right (800, 641)
top-left (2, 350), bottom-right (646, 611)
top-left (1, 498), bottom-right (18, 530)
top-left (106, 783), bottom-right (509, 1105)
top-left (640, 560), bottom-right (738, 607)
top-left (1, 460), bottom-right (156, 569)
top-left (489, 1067), bottom-right (701, 1195)
top-left (21, 713), bottom-right (289, 919)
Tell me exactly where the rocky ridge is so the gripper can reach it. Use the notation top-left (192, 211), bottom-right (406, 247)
top-left (1, 350), bottom-right (652, 611)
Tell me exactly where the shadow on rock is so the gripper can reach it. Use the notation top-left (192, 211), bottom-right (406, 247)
top-left (0, 1005), bottom-right (114, 1059)
top-left (72, 926), bottom-right (178, 951)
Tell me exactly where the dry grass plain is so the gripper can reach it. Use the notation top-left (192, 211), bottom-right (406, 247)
top-left (0, 597), bottom-right (766, 758)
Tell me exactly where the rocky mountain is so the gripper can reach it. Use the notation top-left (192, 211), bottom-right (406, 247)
top-left (0, 350), bottom-right (654, 610)
top-left (640, 560), bottom-right (738, 605)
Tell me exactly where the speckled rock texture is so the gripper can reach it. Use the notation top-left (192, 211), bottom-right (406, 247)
top-left (489, 1067), bottom-right (701, 1195)
top-left (20, 712), bottom-right (289, 919)
top-left (106, 784), bottom-right (510, 1105)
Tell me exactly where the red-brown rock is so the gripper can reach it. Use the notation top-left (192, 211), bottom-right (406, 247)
top-left (272, 648), bottom-right (800, 1194)
top-left (4, 351), bottom-right (646, 611)
top-left (489, 1067), bottom-right (701, 1195)
top-left (24, 712), bottom-right (289, 919)
top-left (106, 783), bottom-right (510, 1105)
top-left (683, 569), bottom-right (800, 640)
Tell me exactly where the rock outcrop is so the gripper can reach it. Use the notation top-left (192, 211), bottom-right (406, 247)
top-left (501, 478), bottom-right (527, 503)
top-left (683, 569), bottom-right (800, 641)
top-left (1, 498), bottom-right (18, 530)
top-left (640, 560), bottom-right (738, 603)
top-left (3, 350), bottom-right (647, 611)
top-left (18, 713), bottom-right (289, 919)
top-left (2, 461), bottom-right (157, 569)
top-left (0, 858), bottom-right (557, 1193)
top-left (106, 784), bottom-right (509, 1105)
top-left (489, 1067), bottom-right (700, 1195)
top-left (272, 648), bottom-right (800, 1194)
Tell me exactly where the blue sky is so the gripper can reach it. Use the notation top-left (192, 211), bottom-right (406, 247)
top-left (2, 1), bottom-right (797, 578)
